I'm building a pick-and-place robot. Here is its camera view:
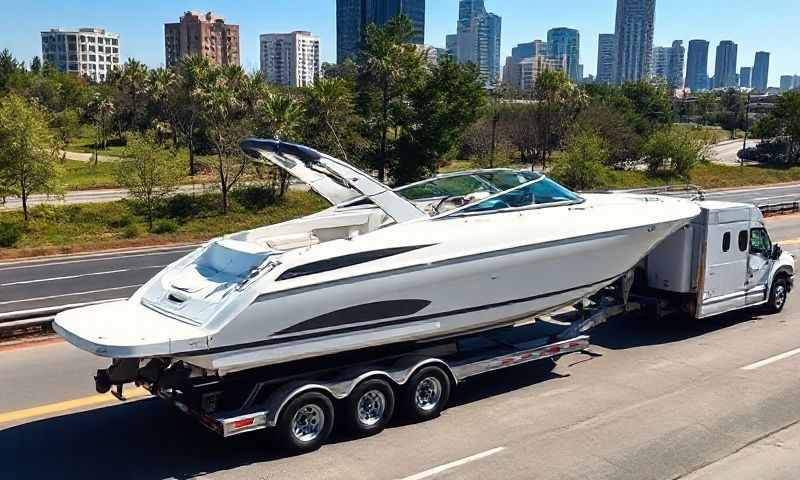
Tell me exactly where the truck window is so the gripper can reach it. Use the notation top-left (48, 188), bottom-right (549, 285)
top-left (750, 228), bottom-right (772, 256)
top-left (722, 232), bottom-right (731, 252)
top-left (738, 231), bottom-right (749, 252)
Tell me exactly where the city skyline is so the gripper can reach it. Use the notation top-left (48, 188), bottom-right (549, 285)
top-left (4, 0), bottom-right (798, 87)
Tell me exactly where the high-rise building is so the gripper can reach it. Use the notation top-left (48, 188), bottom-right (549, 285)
top-left (41, 28), bottom-right (120, 83)
top-left (446, 34), bottom-right (458, 57)
top-left (780, 75), bottom-right (800, 92)
top-left (260, 31), bottom-right (320, 88)
top-left (667, 40), bottom-right (685, 88)
top-left (164, 11), bottom-right (240, 67)
top-left (613, 0), bottom-right (656, 84)
top-left (336, 0), bottom-right (425, 63)
top-left (651, 41), bottom-right (683, 87)
top-left (596, 34), bottom-right (616, 85)
top-left (452, 0), bottom-right (502, 87)
top-left (504, 40), bottom-right (546, 87)
top-left (504, 55), bottom-right (565, 91)
top-left (685, 39), bottom-right (709, 91)
top-left (547, 28), bottom-right (580, 82)
top-left (752, 51), bottom-right (770, 91)
top-left (739, 67), bottom-right (752, 88)
top-left (713, 40), bottom-right (738, 89)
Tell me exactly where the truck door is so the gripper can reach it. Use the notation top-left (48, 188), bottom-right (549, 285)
top-left (746, 227), bottom-right (773, 305)
top-left (700, 223), bottom-right (749, 316)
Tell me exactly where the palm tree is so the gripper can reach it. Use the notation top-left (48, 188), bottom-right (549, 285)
top-left (305, 78), bottom-right (354, 161)
top-left (148, 68), bottom-right (178, 145)
top-left (88, 91), bottom-right (114, 165)
top-left (111, 59), bottom-right (149, 136)
top-left (258, 91), bottom-right (304, 141)
top-left (175, 55), bottom-right (212, 175)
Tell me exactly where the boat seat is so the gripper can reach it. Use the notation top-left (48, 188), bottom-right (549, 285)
top-left (265, 233), bottom-right (321, 251)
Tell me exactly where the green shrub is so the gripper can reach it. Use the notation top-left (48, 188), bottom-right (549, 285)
top-left (121, 223), bottom-right (142, 239)
top-left (231, 185), bottom-right (278, 211)
top-left (642, 128), bottom-right (708, 179)
top-left (106, 213), bottom-right (135, 229)
top-left (0, 222), bottom-right (22, 248)
top-left (550, 130), bottom-right (611, 191)
top-left (152, 219), bottom-right (179, 234)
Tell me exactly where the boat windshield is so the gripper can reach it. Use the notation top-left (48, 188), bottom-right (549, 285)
top-left (445, 176), bottom-right (582, 216)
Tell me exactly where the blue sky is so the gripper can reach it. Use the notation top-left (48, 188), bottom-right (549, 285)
top-left (4, 0), bottom-right (798, 86)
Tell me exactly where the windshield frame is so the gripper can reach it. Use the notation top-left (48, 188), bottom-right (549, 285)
top-left (433, 175), bottom-right (585, 220)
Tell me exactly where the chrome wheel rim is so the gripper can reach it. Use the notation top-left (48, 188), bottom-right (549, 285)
top-left (357, 390), bottom-right (386, 427)
top-left (415, 377), bottom-right (442, 412)
top-left (775, 285), bottom-right (786, 309)
top-left (291, 404), bottom-right (325, 443)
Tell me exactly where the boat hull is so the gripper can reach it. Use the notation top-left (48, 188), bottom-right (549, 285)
top-left (183, 219), bottom-right (684, 373)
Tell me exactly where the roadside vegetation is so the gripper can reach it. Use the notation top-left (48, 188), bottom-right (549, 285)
top-left (0, 190), bottom-right (328, 257)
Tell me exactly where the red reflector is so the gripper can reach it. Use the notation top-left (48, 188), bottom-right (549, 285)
top-left (501, 358), bottom-right (515, 366)
top-left (232, 418), bottom-right (255, 429)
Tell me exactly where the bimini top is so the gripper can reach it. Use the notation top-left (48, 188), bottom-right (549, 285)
top-left (240, 138), bottom-right (426, 223)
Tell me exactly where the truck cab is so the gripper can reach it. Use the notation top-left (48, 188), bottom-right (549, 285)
top-left (646, 201), bottom-right (794, 318)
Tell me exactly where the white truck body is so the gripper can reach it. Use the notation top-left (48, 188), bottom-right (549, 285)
top-left (646, 201), bottom-right (795, 318)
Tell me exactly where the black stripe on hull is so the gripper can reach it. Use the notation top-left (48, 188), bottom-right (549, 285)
top-left (173, 272), bottom-right (624, 358)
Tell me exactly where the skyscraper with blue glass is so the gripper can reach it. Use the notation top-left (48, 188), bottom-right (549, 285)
top-left (336, 0), bottom-right (425, 63)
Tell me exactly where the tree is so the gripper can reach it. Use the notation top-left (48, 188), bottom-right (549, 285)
top-left (573, 103), bottom-right (643, 169)
top-left (174, 55), bottom-right (212, 175)
top-left (719, 88), bottom-right (746, 139)
top-left (147, 68), bottom-right (179, 146)
top-left (110, 59), bottom-right (150, 136)
top-left (392, 57), bottom-right (486, 183)
top-left (51, 108), bottom-right (81, 154)
top-left (304, 78), bottom-right (364, 162)
top-left (198, 64), bottom-right (253, 213)
top-left (642, 128), bottom-right (707, 179)
top-left (0, 49), bottom-right (22, 93)
top-left (532, 70), bottom-right (586, 167)
top-left (357, 15), bottom-right (426, 181)
top-left (0, 95), bottom-right (63, 221)
top-left (550, 130), bottom-right (610, 191)
top-left (88, 90), bottom-right (114, 163)
top-left (30, 56), bottom-right (42, 74)
top-left (257, 91), bottom-right (304, 141)
top-left (754, 91), bottom-right (800, 163)
top-left (117, 132), bottom-right (182, 231)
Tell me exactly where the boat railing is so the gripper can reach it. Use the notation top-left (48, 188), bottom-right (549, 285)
top-left (584, 184), bottom-right (706, 201)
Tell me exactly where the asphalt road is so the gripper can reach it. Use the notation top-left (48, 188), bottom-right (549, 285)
top-left (0, 216), bottom-right (799, 479)
top-left (0, 184), bottom-right (215, 210)
top-left (709, 139), bottom-right (761, 165)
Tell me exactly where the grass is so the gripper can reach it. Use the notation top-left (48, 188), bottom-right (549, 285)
top-left (62, 159), bottom-right (119, 190)
top-left (63, 124), bottom-right (128, 157)
top-left (603, 163), bottom-right (800, 190)
top-left (0, 190), bottom-right (329, 259)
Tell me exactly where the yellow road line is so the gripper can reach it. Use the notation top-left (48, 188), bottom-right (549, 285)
top-left (780, 238), bottom-right (800, 246)
top-left (0, 387), bottom-right (150, 425)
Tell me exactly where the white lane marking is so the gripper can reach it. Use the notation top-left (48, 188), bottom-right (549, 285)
top-left (0, 285), bottom-right (142, 306)
top-left (398, 447), bottom-right (505, 480)
top-left (0, 298), bottom-right (126, 320)
top-left (0, 249), bottom-right (194, 271)
top-left (742, 347), bottom-right (800, 370)
top-left (753, 195), bottom-right (799, 202)
top-left (0, 266), bottom-right (164, 287)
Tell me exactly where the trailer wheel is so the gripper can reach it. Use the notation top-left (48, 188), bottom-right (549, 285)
top-left (766, 276), bottom-right (789, 314)
top-left (401, 365), bottom-right (451, 422)
top-left (343, 378), bottom-right (396, 437)
top-left (275, 391), bottom-right (334, 454)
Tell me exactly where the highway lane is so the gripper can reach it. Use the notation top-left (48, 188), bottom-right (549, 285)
top-left (2, 273), bottom-right (800, 478)
top-left (0, 246), bottom-right (195, 315)
top-left (1, 216), bottom-right (800, 479)
top-left (1, 183), bottom-right (799, 320)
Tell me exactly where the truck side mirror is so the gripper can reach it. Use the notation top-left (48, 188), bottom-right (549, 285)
top-left (772, 244), bottom-right (783, 260)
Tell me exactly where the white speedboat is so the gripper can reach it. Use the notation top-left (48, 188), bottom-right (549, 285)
top-left (54, 139), bottom-right (701, 383)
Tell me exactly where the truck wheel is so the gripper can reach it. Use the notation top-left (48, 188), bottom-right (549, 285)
top-left (275, 391), bottom-right (334, 454)
top-left (401, 365), bottom-right (451, 422)
top-left (766, 276), bottom-right (789, 314)
top-left (343, 378), bottom-right (395, 437)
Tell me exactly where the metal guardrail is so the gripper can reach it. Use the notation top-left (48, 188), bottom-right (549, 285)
top-left (759, 201), bottom-right (800, 216)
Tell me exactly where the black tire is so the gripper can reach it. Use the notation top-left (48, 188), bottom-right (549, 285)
top-left (342, 378), bottom-right (396, 437)
top-left (400, 365), bottom-right (451, 422)
top-left (274, 391), bottom-right (334, 454)
top-left (766, 276), bottom-right (789, 314)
